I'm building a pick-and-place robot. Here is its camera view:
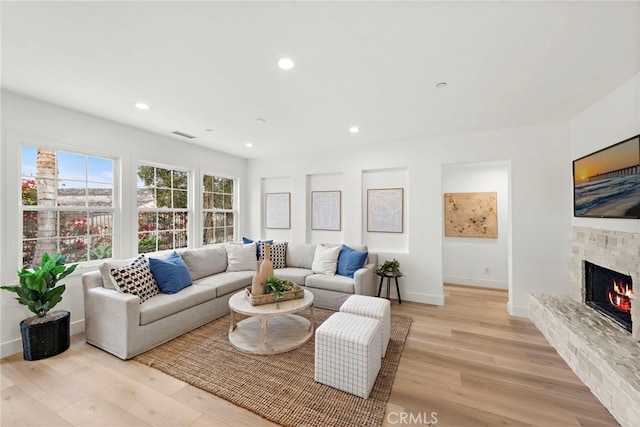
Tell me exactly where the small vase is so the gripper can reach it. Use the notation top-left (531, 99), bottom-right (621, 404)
top-left (260, 244), bottom-right (274, 279)
top-left (251, 244), bottom-right (275, 295)
top-left (251, 274), bottom-right (265, 295)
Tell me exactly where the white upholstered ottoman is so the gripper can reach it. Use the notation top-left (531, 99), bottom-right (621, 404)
top-left (314, 312), bottom-right (382, 399)
top-left (340, 295), bottom-right (391, 357)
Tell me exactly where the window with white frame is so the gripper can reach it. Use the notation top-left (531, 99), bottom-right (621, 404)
top-left (203, 175), bottom-right (235, 244)
top-left (137, 164), bottom-right (189, 253)
top-left (21, 146), bottom-right (115, 268)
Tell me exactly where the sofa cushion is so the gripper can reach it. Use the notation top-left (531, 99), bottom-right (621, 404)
top-left (149, 251), bottom-right (193, 294)
top-left (99, 257), bottom-right (135, 290)
top-left (243, 237), bottom-right (273, 259)
top-left (273, 267), bottom-right (314, 286)
top-left (139, 285), bottom-right (217, 325)
top-left (193, 271), bottom-right (254, 297)
top-left (311, 244), bottom-right (340, 276)
top-left (345, 244), bottom-right (369, 262)
top-left (285, 243), bottom-right (316, 269)
top-left (181, 245), bottom-right (228, 280)
top-left (324, 244), bottom-right (370, 263)
top-left (225, 243), bottom-right (258, 272)
top-left (337, 245), bottom-right (369, 278)
top-left (259, 242), bottom-right (287, 269)
top-left (305, 273), bottom-right (355, 294)
top-left (110, 255), bottom-right (160, 303)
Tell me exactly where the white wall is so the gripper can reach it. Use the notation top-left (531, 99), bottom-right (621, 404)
top-left (570, 72), bottom-right (640, 234)
top-left (442, 161), bottom-right (509, 289)
top-left (0, 91), bottom-right (248, 357)
top-left (247, 121), bottom-right (572, 317)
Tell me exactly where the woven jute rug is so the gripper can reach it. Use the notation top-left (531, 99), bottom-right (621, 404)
top-left (134, 306), bottom-right (412, 427)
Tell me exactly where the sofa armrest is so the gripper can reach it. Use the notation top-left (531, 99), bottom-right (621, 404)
top-left (82, 269), bottom-right (105, 291)
top-left (82, 271), bottom-right (141, 359)
top-left (353, 253), bottom-right (378, 296)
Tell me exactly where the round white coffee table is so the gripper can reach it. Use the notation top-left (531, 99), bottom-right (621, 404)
top-left (228, 289), bottom-right (315, 355)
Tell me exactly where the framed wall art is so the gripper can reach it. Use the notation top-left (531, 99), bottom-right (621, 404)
top-left (367, 188), bottom-right (403, 233)
top-left (311, 190), bottom-right (341, 231)
top-left (265, 192), bottom-right (291, 229)
top-left (444, 191), bottom-right (497, 238)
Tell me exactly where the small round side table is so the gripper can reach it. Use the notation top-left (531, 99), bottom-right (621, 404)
top-left (376, 271), bottom-right (402, 304)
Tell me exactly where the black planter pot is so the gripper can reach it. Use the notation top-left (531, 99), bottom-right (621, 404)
top-left (19, 310), bottom-right (70, 361)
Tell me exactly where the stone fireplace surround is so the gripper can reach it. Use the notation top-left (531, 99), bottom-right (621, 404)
top-left (530, 227), bottom-right (640, 427)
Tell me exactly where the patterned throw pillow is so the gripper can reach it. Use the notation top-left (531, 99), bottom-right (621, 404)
top-left (243, 237), bottom-right (273, 259)
top-left (110, 255), bottom-right (160, 303)
top-left (259, 241), bottom-right (287, 269)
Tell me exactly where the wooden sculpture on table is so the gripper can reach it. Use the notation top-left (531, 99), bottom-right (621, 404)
top-left (251, 244), bottom-right (274, 295)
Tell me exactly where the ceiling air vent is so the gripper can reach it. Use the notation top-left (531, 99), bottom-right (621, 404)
top-left (171, 131), bottom-right (196, 139)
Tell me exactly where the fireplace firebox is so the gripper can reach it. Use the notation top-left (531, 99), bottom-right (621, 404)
top-left (585, 261), bottom-right (633, 332)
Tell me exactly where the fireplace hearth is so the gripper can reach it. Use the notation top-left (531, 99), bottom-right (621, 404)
top-left (585, 261), bottom-right (633, 332)
top-left (529, 227), bottom-right (640, 427)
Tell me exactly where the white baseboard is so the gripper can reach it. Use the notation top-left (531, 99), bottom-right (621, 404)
top-left (402, 290), bottom-right (445, 306)
top-left (508, 301), bottom-right (529, 318)
top-left (444, 275), bottom-right (508, 290)
top-left (1, 319), bottom-right (85, 359)
top-left (71, 318), bottom-right (85, 336)
top-left (1, 338), bottom-right (23, 359)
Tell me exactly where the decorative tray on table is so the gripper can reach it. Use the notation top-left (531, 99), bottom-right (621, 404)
top-left (245, 280), bottom-right (303, 306)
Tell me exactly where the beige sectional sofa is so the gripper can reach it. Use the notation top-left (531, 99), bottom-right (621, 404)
top-left (82, 242), bottom-right (377, 359)
top-left (275, 243), bottom-right (378, 309)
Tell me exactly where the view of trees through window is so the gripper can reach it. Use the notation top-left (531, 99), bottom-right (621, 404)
top-left (20, 149), bottom-right (231, 266)
top-left (21, 146), bottom-right (114, 268)
top-left (137, 165), bottom-right (189, 253)
top-left (203, 175), bottom-right (235, 244)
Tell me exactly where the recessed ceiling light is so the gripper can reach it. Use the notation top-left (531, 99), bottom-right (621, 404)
top-left (135, 102), bottom-right (150, 110)
top-left (278, 57), bottom-right (295, 70)
top-left (349, 126), bottom-right (360, 134)
top-left (245, 142), bottom-right (254, 148)
top-left (435, 82), bottom-right (447, 88)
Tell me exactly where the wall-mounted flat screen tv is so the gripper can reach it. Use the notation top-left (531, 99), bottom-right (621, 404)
top-left (573, 134), bottom-right (640, 218)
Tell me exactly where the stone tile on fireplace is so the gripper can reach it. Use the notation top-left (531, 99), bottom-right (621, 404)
top-left (530, 294), bottom-right (640, 427)
top-left (633, 293), bottom-right (639, 341)
top-left (534, 227), bottom-right (639, 425)
top-left (570, 226), bottom-right (640, 341)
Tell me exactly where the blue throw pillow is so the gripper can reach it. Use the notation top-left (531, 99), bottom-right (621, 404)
top-left (242, 237), bottom-right (273, 259)
top-left (149, 251), bottom-right (193, 294)
top-left (337, 245), bottom-right (369, 278)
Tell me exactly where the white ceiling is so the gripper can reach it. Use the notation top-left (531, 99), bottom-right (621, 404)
top-left (2, 1), bottom-right (639, 159)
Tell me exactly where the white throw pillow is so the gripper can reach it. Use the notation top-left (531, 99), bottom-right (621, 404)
top-left (311, 244), bottom-right (341, 276)
top-left (226, 243), bottom-right (258, 272)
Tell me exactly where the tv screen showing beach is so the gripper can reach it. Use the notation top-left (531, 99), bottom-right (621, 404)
top-left (573, 135), bottom-right (640, 218)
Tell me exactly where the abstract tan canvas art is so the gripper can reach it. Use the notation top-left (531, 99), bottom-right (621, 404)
top-left (444, 192), bottom-right (498, 238)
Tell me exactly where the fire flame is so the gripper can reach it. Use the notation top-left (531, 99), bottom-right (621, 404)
top-left (607, 281), bottom-right (633, 313)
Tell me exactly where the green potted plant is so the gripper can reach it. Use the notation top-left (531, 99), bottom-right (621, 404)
top-left (376, 258), bottom-right (402, 277)
top-left (264, 277), bottom-right (302, 308)
top-left (1, 252), bottom-right (78, 360)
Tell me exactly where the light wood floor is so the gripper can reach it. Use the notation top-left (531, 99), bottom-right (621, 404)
top-left (1, 285), bottom-right (618, 427)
